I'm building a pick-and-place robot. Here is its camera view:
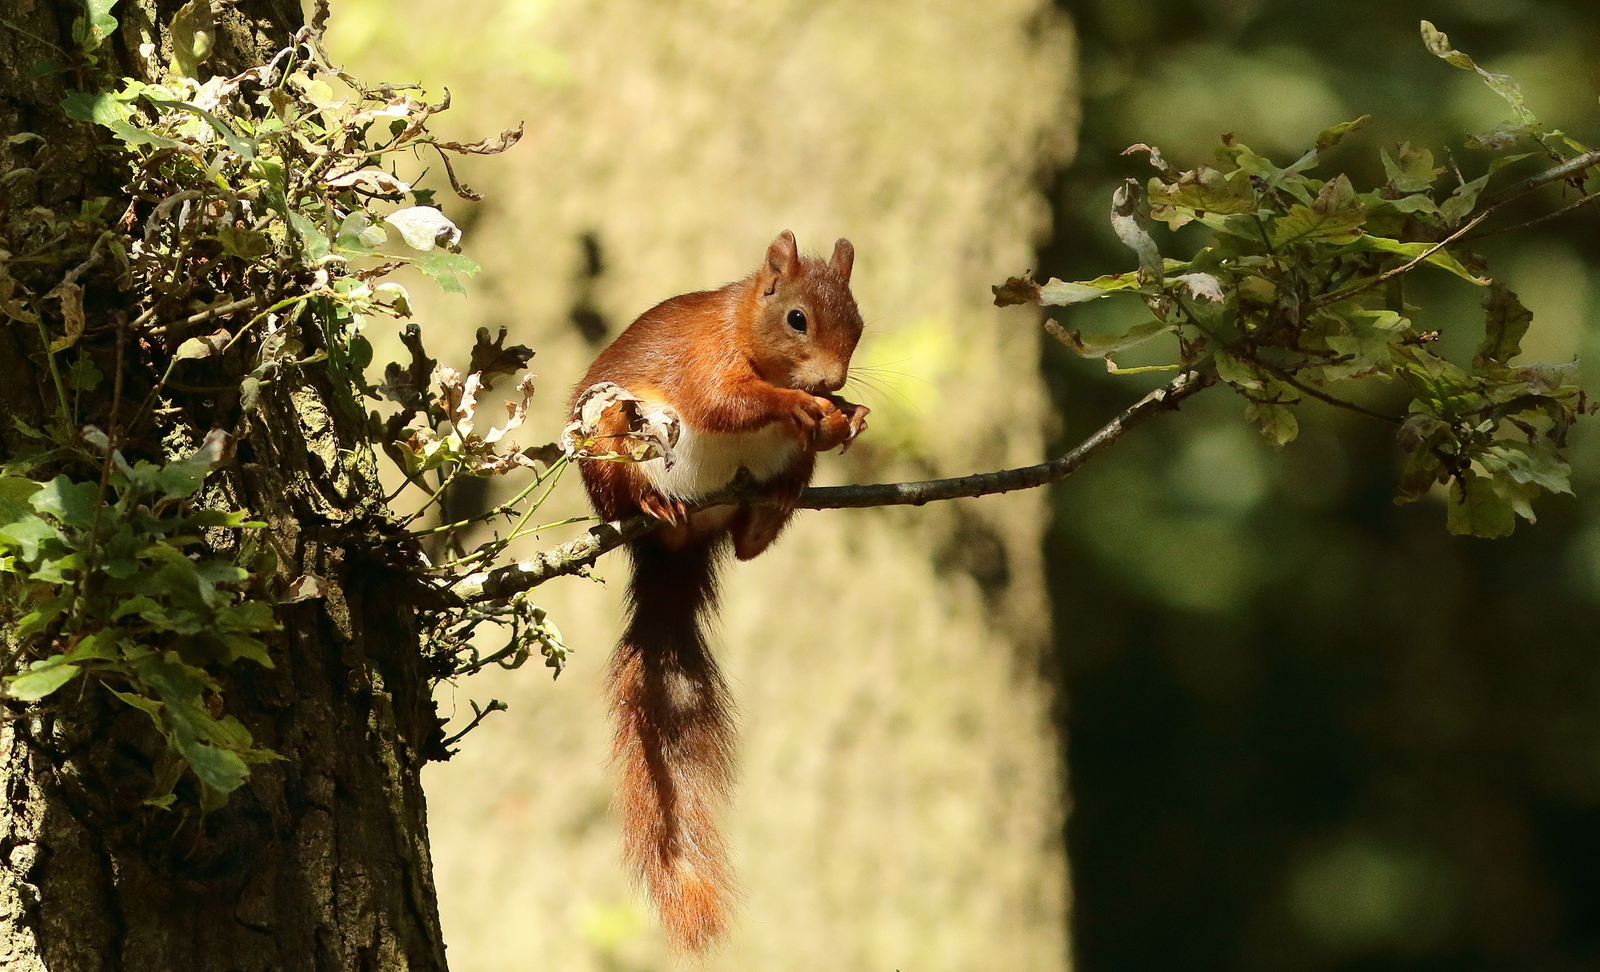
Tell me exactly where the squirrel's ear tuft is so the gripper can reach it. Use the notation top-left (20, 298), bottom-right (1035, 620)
top-left (829, 238), bottom-right (854, 283)
top-left (758, 230), bottom-right (799, 296)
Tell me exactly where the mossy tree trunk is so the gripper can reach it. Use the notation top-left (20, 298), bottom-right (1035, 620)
top-left (0, 2), bottom-right (448, 969)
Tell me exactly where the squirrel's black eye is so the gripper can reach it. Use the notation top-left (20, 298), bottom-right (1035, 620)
top-left (786, 309), bottom-right (808, 334)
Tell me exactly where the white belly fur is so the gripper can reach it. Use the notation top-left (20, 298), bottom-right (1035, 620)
top-left (640, 421), bottom-right (800, 500)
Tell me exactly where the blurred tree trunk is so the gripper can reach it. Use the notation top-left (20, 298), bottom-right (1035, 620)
top-left (0, 2), bottom-right (448, 969)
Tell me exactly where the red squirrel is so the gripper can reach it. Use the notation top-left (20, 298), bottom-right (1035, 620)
top-left (571, 231), bottom-right (868, 951)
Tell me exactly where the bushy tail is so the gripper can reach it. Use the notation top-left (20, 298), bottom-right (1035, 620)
top-left (608, 535), bottom-right (737, 952)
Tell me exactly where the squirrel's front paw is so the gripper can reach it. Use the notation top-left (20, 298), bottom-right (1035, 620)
top-left (783, 393), bottom-right (832, 442)
top-left (816, 398), bottom-right (870, 453)
top-left (638, 491), bottom-right (688, 525)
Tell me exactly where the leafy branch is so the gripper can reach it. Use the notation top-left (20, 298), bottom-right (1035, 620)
top-left (992, 21), bottom-right (1594, 538)
top-left (2, 4), bottom-right (529, 803)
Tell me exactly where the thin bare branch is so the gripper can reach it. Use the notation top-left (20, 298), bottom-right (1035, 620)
top-left (1258, 362), bottom-right (1401, 425)
top-left (1463, 189), bottom-right (1600, 241)
top-left (147, 295), bottom-right (259, 337)
top-left (450, 365), bottom-right (1217, 604)
top-left (1487, 147), bottom-right (1600, 205)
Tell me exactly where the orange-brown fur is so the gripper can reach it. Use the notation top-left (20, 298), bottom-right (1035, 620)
top-left (572, 231), bottom-right (867, 951)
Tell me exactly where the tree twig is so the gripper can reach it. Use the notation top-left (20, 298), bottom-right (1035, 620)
top-left (1304, 209), bottom-right (1492, 312)
top-left (1486, 147), bottom-right (1600, 206)
top-left (439, 698), bottom-right (507, 749)
top-left (1463, 189), bottom-right (1600, 241)
top-left (1258, 361), bottom-right (1400, 425)
top-left (147, 295), bottom-right (259, 336)
top-left (449, 365), bottom-right (1217, 604)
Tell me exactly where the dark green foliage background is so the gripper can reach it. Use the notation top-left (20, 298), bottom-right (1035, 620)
top-left (1043, 1), bottom-right (1600, 969)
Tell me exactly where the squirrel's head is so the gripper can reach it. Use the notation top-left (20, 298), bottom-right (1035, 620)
top-left (745, 230), bottom-right (864, 394)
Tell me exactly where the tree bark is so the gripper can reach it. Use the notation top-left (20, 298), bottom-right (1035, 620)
top-left (0, 3), bottom-right (448, 969)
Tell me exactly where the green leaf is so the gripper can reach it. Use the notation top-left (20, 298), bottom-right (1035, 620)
top-left (1467, 123), bottom-right (1538, 152)
top-left (1271, 175), bottom-right (1367, 246)
top-left (1420, 21), bottom-right (1538, 127)
top-left (7, 657), bottom-right (81, 701)
top-left (0, 475), bottom-right (43, 525)
top-left (30, 474), bottom-right (100, 528)
top-left (1043, 319), bottom-right (1175, 358)
top-left (1439, 172), bottom-right (1490, 223)
top-left (1313, 115), bottom-right (1372, 154)
top-left (85, 0), bottom-right (118, 34)
top-left (336, 212), bottom-right (389, 252)
top-left (138, 655), bottom-right (250, 794)
top-left (27, 60), bottom-right (70, 79)
top-left (152, 461), bottom-right (210, 499)
top-left (167, 0), bottom-right (214, 79)
top-left (414, 251), bottom-right (480, 293)
top-left (178, 736), bottom-right (250, 794)
top-left (1341, 235), bottom-right (1488, 285)
top-left (66, 630), bottom-right (121, 661)
top-left (182, 509), bottom-right (252, 529)
top-left (67, 356), bottom-right (104, 391)
top-left (60, 91), bottom-right (177, 150)
top-left (0, 515), bottom-right (67, 563)
top-left (349, 333), bottom-right (374, 372)
top-left (143, 751), bottom-right (183, 808)
top-left (142, 97), bottom-right (255, 159)
top-left (1212, 349), bottom-right (1266, 390)
top-left (1383, 193), bottom-right (1439, 216)
top-left (1395, 414), bottom-right (1451, 503)
top-left (1485, 468), bottom-right (1543, 524)
top-left (289, 212), bottom-right (330, 261)
top-left (10, 417), bottom-right (45, 440)
top-left (72, 0), bottom-right (119, 53)
top-left (1479, 441), bottom-right (1572, 495)
top-left (215, 598), bottom-right (277, 632)
top-left (1381, 142), bottom-right (1444, 194)
top-left (1473, 282), bottom-right (1532, 371)
top-left (1037, 280), bottom-right (1113, 306)
top-left (174, 333), bottom-right (227, 361)
top-left (221, 634), bottom-right (274, 668)
top-left (204, 714), bottom-right (256, 750)
top-left (1391, 345), bottom-right (1479, 415)
top-left (1446, 471), bottom-right (1514, 538)
top-left (195, 559), bottom-right (247, 588)
top-left (31, 551), bottom-right (85, 584)
top-left (112, 594), bottom-right (167, 623)
top-left (14, 596), bottom-right (70, 640)
top-left (198, 781), bottom-right (229, 812)
top-left (250, 158), bottom-right (288, 212)
top-left (1321, 309), bottom-right (1405, 379)
top-left (1148, 169), bottom-right (1260, 220)
top-left (151, 430), bottom-right (230, 498)
top-left (216, 226), bottom-right (271, 259)
top-left (108, 687), bottom-right (164, 719)
top-left (1245, 401), bottom-right (1299, 446)
top-left (137, 656), bottom-right (214, 704)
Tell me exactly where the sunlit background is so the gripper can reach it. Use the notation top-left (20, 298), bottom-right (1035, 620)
top-left (323, 0), bottom-right (1600, 969)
